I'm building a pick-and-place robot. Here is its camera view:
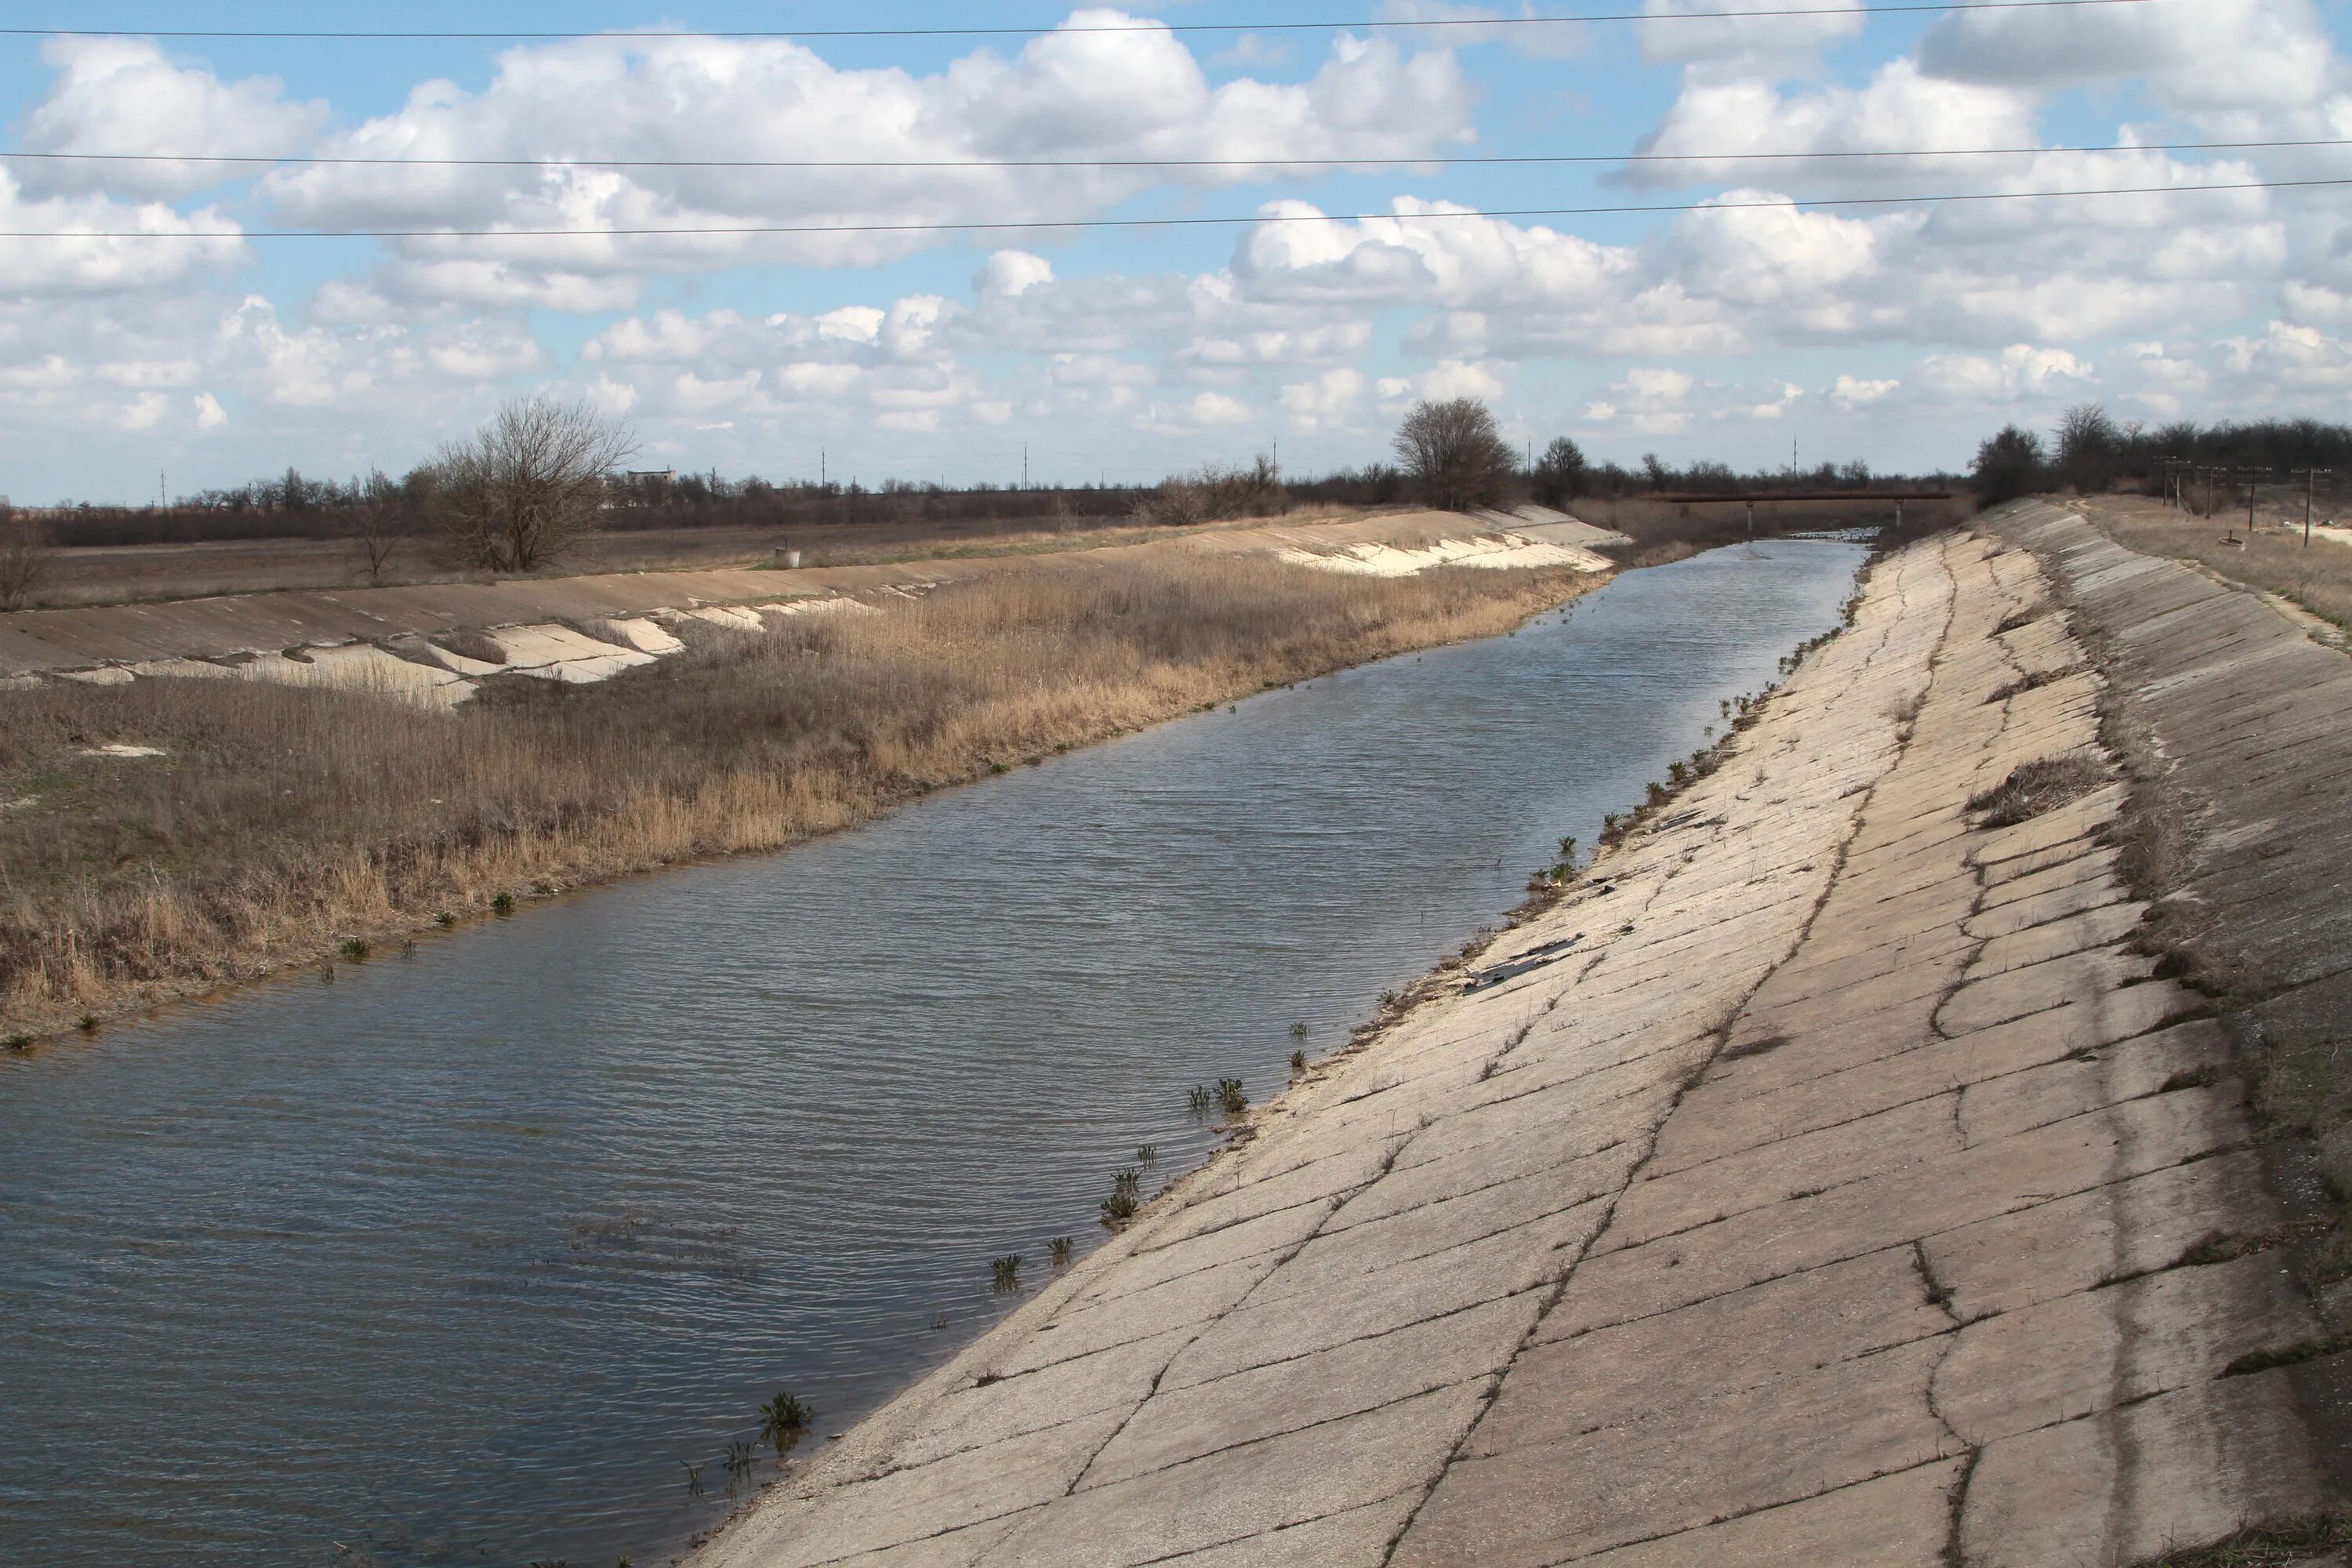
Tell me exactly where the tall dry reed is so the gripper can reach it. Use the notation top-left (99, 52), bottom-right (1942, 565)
top-left (0, 554), bottom-right (1592, 1035)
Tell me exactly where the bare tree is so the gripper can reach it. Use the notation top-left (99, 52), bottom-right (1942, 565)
top-left (431, 396), bottom-right (636, 572)
top-left (1530, 436), bottom-right (1589, 508)
top-left (2052, 402), bottom-right (2123, 494)
top-left (348, 469), bottom-right (410, 584)
top-left (1392, 399), bottom-right (1515, 512)
top-left (0, 510), bottom-right (53, 611)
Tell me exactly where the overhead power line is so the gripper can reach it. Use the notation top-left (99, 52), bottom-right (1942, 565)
top-left (5, 176), bottom-right (2337, 240)
top-left (5, 136), bottom-right (2339, 172)
top-left (0, 0), bottom-right (2159, 41)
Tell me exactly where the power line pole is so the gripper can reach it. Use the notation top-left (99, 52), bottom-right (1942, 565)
top-left (2160, 456), bottom-right (2191, 509)
top-left (2294, 466), bottom-right (2334, 545)
top-left (1022, 445), bottom-right (1029, 491)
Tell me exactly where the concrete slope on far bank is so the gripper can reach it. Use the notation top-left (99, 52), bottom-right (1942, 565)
top-left (691, 529), bottom-right (2339, 1568)
top-left (0, 510), bottom-right (1594, 685)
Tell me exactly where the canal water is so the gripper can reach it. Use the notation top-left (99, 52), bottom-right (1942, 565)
top-left (0, 538), bottom-right (1867, 1568)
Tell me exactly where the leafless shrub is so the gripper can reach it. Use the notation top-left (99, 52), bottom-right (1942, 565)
top-left (430, 395), bottom-right (636, 572)
top-left (1135, 455), bottom-right (1286, 527)
top-left (0, 512), bottom-right (54, 611)
top-left (348, 470), bottom-right (409, 584)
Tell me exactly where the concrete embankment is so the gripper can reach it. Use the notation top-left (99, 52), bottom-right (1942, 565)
top-left (692, 524), bottom-right (2345, 1568)
top-left (0, 509), bottom-right (1618, 702)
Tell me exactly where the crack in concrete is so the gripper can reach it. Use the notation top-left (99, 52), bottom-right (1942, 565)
top-left (1375, 543), bottom-right (1952, 1566)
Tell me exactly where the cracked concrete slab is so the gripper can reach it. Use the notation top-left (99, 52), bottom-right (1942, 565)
top-left (691, 531), bottom-right (2327, 1568)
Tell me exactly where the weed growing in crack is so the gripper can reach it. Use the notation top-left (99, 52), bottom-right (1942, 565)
top-left (1966, 755), bottom-right (2107, 828)
top-left (1099, 1189), bottom-right (1138, 1226)
top-left (1217, 1077), bottom-right (1247, 1117)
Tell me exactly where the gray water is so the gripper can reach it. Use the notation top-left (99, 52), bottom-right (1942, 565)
top-left (0, 539), bottom-right (1867, 1568)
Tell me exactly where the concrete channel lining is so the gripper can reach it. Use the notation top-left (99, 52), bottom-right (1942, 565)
top-left (0, 510), bottom-right (1610, 705)
top-left (688, 524), bottom-right (2341, 1568)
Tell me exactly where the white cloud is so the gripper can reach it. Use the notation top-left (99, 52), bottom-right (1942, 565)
top-left (1376, 358), bottom-right (1511, 406)
top-left (1280, 367), bottom-right (1368, 429)
top-left (1638, 0), bottom-right (1864, 69)
top-left (17, 39), bottom-right (327, 200)
top-left (977, 250), bottom-right (1055, 299)
top-left (192, 391), bottom-right (229, 430)
top-left (0, 172), bottom-right (245, 296)
top-left (1831, 374), bottom-right (1897, 408)
top-left (259, 15), bottom-right (1475, 300)
top-left (1628, 60), bottom-right (2035, 191)
top-left (1185, 390), bottom-right (1254, 426)
top-left (1915, 343), bottom-right (2093, 403)
top-left (1920, 0), bottom-right (2337, 111)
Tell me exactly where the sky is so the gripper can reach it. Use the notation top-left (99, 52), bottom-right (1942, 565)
top-left (1, 0), bottom-right (2347, 503)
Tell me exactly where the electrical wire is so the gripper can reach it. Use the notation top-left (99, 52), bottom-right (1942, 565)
top-left (5, 136), bottom-right (2339, 172)
top-left (0, 0), bottom-right (2161, 40)
top-left (5, 176), bottom-right (2336, 239)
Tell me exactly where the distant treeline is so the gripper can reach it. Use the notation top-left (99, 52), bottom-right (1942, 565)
top-left (1290, 454), bottom-right (1939, 508)
top-left (1973, 410), bottom-right (2352, 507)
top-left (20, 468), bottom-right (1158, 549)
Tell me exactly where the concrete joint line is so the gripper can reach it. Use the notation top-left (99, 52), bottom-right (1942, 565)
top-left (1377, 539), bottom-right (1958, 1566)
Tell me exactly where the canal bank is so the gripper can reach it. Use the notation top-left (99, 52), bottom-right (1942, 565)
top-left (0, 542), bottom-right (1871, 1568)
top-left (696, 524), bottom-right (2347, 1567)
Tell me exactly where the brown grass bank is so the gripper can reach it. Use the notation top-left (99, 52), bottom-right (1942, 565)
top-left (2079, 493), bottom-right (2352, 630)
top-left (0, 554), bottom-right (1597, 1039)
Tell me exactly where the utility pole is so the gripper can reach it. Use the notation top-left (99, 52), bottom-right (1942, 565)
top-left (1023, 445), bottom-right (1029, 491)
top-left (2160, 456), bottom-right (2191, 509)
top-left (2234, 467), bottom-right (2270, 541)
top-left (2294, 466), bottom-right (2334, 545)
top-left (820, 448), bottom-right (826, 488)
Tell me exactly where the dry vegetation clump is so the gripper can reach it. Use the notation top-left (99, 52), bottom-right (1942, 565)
top-left (1134, 456), bottom-right (1287, 527)
top-left (0, 554), bottom-right (1592, 1034)
top-left (1966, 753), bottom-right (2108, 827)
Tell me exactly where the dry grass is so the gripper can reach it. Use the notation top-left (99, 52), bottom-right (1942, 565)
top-left (1966, 754), bottom-right (2108, 827)
top-left (2085, 495), bottom-right (2352, 630)
top-left (0, 553), bottom-right (1593, 1034)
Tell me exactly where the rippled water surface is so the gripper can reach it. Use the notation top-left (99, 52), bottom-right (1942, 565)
top-left (1, 539), bottom-right (1867, 1568)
